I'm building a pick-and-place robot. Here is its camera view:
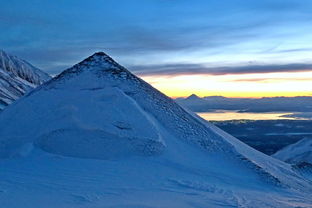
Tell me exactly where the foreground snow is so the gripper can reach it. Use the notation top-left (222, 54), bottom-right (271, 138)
top-left (0, 52), bottom-right (311, 207)
top-left (1, 149), bottom-right (311, 208)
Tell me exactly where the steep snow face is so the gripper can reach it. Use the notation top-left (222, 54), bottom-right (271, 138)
top-left (273, 138), bottom-right (312, 165)
top-left (273, 138), bottom-right (312, 181)
top-left (0, 50), bottom-right (51, 109)
top-left (0, 52), bottom-right (311, 207)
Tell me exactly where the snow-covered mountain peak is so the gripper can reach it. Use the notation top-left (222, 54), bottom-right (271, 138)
top-left (78, 51), bottom-right (119, 68)
top-left (187, 94), bottom-right (201, 100)
top-left (50, 52), bottom-right (132, 87)
top-left (0, 50), bottom-right (50, 85)
top-left (60, 52), bottom-right (122, 75)
top-left (0, 49), bottom-right (51, 110)
top-left (0, 53), bottom-right (312, 206)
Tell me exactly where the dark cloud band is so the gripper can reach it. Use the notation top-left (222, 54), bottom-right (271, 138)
top-left (130, 63), bottom-right (312, 76)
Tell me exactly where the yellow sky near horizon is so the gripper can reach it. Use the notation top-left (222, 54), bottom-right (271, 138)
top-left (140, 71), bottom-right (312, 98)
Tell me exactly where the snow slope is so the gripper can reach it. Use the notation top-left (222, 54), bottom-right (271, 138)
top-left (273, 137), bottom-right (312, 165)
top-left (273, 138), bottom-right (312, 181)
top-left (0, 50), bottom-right (51, 110)
top-left (0, 52), bottom-right (311, 207)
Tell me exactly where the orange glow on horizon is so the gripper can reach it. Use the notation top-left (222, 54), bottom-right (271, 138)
top-left (139, 71), bottom-right (312, 98)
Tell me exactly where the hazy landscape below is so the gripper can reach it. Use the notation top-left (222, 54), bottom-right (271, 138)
top-left (175, 95), bottom-right (312, 156)
top-left (176, 95), bottom-right (312, 117)
top-left (208, 119), bottom-right (312, 155)
top-left (197, 110), bottom-right (299, 121)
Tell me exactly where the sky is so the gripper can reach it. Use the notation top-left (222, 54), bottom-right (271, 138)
top-left (1, 0), bottom-right (312, 98)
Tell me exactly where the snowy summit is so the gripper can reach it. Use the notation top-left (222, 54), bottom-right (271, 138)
top-left (0, 52), bottom-right (311, 207)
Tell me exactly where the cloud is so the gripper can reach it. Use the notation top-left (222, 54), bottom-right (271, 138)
top-left (1, 0), bottom-right (312, 75)
top-left (274, 48), bottom-right (312, 54)
top-left (232, 77), bottom-right (312, 82)
top-left (130, 63), bottom-right (312, 76)
top-left (3, 21), bottom-right (264, 74)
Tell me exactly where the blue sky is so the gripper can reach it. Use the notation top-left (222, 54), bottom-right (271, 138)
top-left (1, 0), bottom-right (312, 76)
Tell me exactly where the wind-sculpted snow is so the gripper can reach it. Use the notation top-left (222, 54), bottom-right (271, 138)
top-left (0, 83), bottom-right (165, 159)
top-left (36, 129), bottom-right (165, 159)
top-left (0, 52), bottom-right (311, 207)
top-left (0, 50), bottom-right (51, 109)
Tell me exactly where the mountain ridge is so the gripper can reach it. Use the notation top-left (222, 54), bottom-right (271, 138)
top-left (0, 50), bottom-right (51, 110)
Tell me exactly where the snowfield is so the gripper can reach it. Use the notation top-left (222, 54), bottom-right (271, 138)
top-left (0, 52), bottom-right (311, 207)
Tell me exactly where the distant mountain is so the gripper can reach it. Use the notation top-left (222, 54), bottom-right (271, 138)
top-left (186, 93), bottom-right (201, 100)
top-left (176, 95), bottom-right (312, 113)
top-left (0, 50), bottom-right (51, 110)
top-left (175, 94), bottom-right (210, 110)
top-left (0, 52), bottom-right (311, 207)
